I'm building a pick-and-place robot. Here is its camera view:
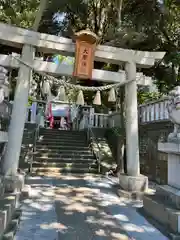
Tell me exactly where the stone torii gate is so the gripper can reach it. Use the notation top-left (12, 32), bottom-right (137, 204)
top-left (0, 22), bottom-right (165, 192)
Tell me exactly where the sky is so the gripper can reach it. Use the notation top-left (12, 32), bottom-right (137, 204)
top-left (54, 13), bottom-right (65, 23)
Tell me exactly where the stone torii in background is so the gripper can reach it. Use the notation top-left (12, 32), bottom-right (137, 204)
top-left (0, 2), bottom-right (165, 194)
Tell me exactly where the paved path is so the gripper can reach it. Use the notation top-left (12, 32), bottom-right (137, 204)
top-left (15, 174), bottom-right (168, 240)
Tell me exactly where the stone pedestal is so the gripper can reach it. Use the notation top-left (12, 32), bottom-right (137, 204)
top-left (158, 142), bottom-right (180, 189)
top-left (119, 173), bottom-right (148, 192)
top-left (3, 174), bottom-right (25, 193)
top-left (118, 173), bottom-right (148, 199)
top-left (143, 141), bottom-right (180, 236)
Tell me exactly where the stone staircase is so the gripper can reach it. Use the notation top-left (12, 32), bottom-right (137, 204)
top-left (33, 128), bottom-right (98, 175)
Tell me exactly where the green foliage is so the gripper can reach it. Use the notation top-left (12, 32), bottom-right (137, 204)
top-left (28, 96), bottom-right (33, 106)
top-left (0, 1), bottom-right (40, 28)
top-left (1, 0), bottom-right (180, 104)
top-left (137, 90), bottom-right (163, 104)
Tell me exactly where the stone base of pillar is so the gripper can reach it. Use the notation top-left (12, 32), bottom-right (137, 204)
top-left (117, 173), bottom-right (148, 200)
top-left (3, 174), bottom-right (25, 193)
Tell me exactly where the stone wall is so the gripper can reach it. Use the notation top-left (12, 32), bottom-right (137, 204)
top-left (105, 120), bottom-right (173, 184)
top-left (139, 120), bottom-right (173, 184)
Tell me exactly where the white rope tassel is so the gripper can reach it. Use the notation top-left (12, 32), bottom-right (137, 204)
top-left (58, 86), bottom-right (67, 101)
top-left (108, 88), bottom-right (116, 102)
top-left (0, 88), bottom-right (4, 103)
top-left (76, 90), bottom-right (84, 105)
top-left (93, 90), bottom-right (101, 105)
top-left (43, 81), bottom-right (50, 95)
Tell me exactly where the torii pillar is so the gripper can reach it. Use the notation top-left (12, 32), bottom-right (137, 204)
top-left (2, 45), bottom-right (35, 176)
top-left (2, 0), bottom-right (46, 176)
top-left (118, 61), bottom-right (148, 194)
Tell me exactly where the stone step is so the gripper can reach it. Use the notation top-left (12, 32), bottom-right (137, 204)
top-left (38, 134), bottom-right (86, 138)
top-left (33, 161), bottom-right (97, 169)
top-left (34, 152), bottom-right (94, 158)
top-left (32, 167), bottom-right (98, 174)
top-left (40, 130), bottom-right (85, 136)
top-left (39, 132), bottom-right (86, 137)
top-left (36, 145), bottom-right (89, 150)
top-left (39, 135), bottom-right (86, 139)
top-left (40, 129), bottom-right (83, 133)
top-left (35, 148), bottom-right (92, 154)
top-left (37, 139), bottom-right (87, 144)
top-left (36, 141), bottom-right (88, 146)
top-left (35, 156), bottom-right (96, 162)
top-left (35, 157), bottom-right (95, 163)
top-left (143, 194), bottom-right (180, 234)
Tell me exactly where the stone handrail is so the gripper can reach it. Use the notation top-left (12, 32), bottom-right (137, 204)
top-left (26, 97), bottom-right (170, 129)
top-left (139, 97), bottom-right (169, 123)
top-left (90, 113), bottom-right (108, 128)
top-left (79, 113), bottom-right (108, 129)
top-left (107, 97), bottom-right (170, 128)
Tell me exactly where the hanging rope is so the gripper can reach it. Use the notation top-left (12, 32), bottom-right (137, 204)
top-left (12, 55), bottom-right (136, 92)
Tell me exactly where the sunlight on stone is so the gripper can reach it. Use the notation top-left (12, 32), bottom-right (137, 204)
top-left (113, 214), bottom-right (129, 222)
top-left (29, 202), bottom-right (54, 211)
top-left (41, 190), bottom-right (55, 197)
top-left (55, 194), bottom-right (70, 203)
top-left (75, 187), bottom-right (99, 193)
top-left (118, 202), bottom-right (128, 207)
top-left (147, 188), bottom-right (156, 195)
top-left (111, 232), bottom-right (129, 240)
top-left (131, 201), bottom-right (143, 208)
top-left (55, 188), bottom-right (73, 194)
top-left (86, 216), bottom-right (117, 227)
top-left (64, 203), bottom-right (97, 213)
top-left (40, 222), bottom-right (68, 230)
top-left (83, 175), bottom-right (98, 181)
top-left (38, 197), bottom-right (52, 202)
top-left (86, 216), bottom-right (97, 224)
top-left (95, 229), bottom-right (106, 236)
top-left (23, 199), bottom-right (33, 204)
top-left (64, 211), bottom-right (73, 215)
top-left (6, 196), bottom-right (16, 200)
top-left (123, 223), bottom-right (145, 233)
top-left (88, 181), bottom-right (112, 189)
top-left (142, 225), bottom-right (158, 232)
top-left (40, 153), bottom-right (49, 157)
top-left (20, 216), bottom-right (30, 221)
top-left (23, 211), bottom-right (37, 216)
top-left (59, 175), bottom-right (81, 180)
top-left (99, 219), bottom-right (117, 227)
top-left (99, 200), bottom-right (113, 207)
top-left (71, 196), bottom-right (92, 203)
